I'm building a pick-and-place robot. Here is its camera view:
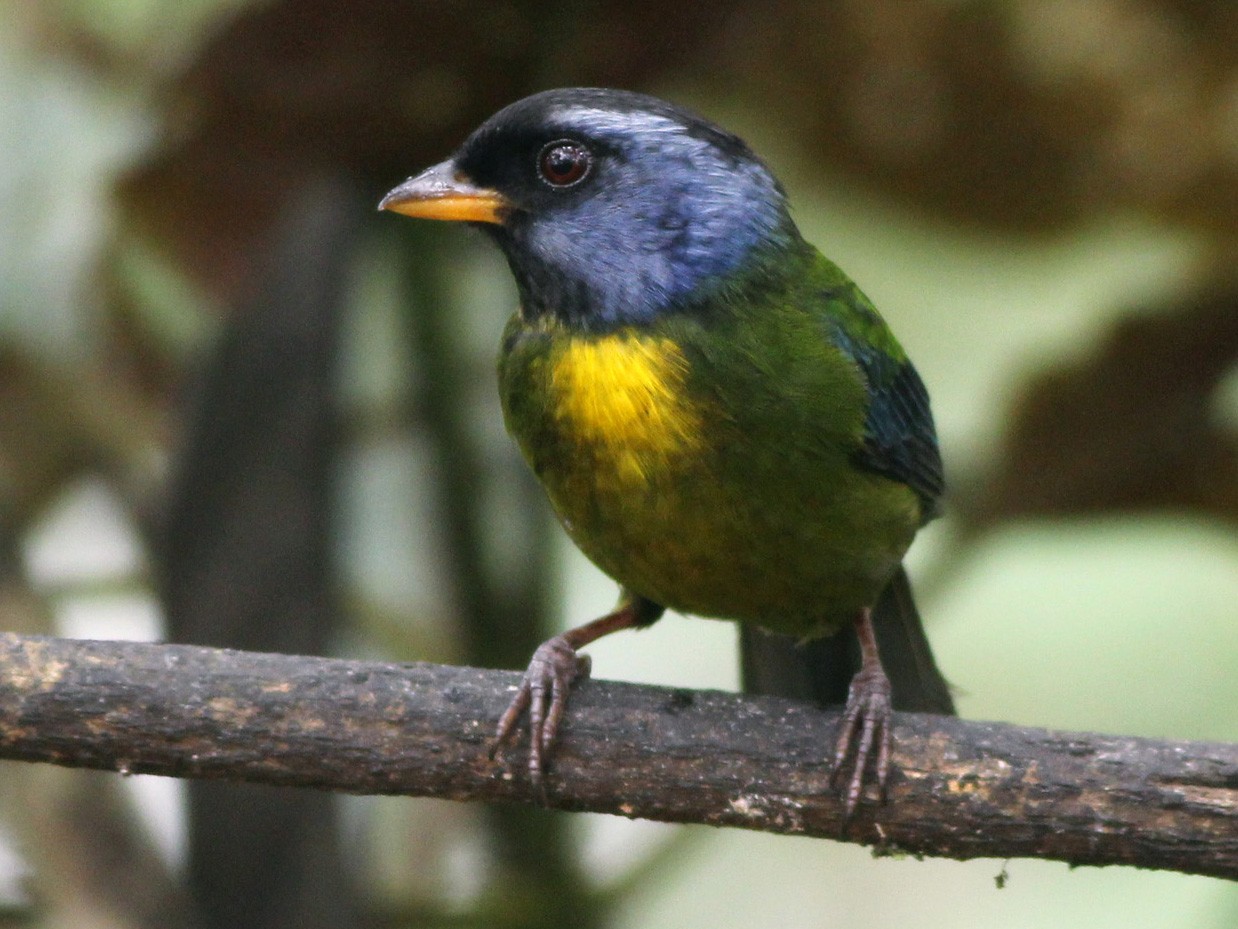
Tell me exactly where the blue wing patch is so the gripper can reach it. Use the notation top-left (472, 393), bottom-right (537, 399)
top-left (827, 316), bottom-right (944, 522)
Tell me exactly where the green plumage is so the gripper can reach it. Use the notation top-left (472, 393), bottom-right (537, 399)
top-left (500, 240), bottom-right (923, 638)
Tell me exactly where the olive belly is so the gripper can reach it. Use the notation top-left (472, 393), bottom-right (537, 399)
top-left (532, 436), bottom-right (918, 639)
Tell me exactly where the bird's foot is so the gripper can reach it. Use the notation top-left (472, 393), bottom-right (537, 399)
top-left (830, 663), bottom-right (893, 816)
top-left (489, 635), bottom-right (592, 790)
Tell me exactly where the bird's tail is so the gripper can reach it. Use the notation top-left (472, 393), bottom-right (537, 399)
top-left (739, 564), bottom-right (955, 714)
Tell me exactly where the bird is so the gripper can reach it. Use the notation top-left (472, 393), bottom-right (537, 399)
top-left (380, 87), bottom-right (954, 813)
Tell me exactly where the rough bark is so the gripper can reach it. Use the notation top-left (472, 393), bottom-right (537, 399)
top-left (0, 632), bottom-right (1233, 880)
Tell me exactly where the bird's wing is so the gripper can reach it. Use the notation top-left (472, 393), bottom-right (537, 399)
top-left (818, 282), bottom-right (944, 520)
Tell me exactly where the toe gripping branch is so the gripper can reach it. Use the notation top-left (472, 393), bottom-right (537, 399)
top-left (490, 597), bottom-right (661, 791)
top-left (831, 607), bottom-right (894, 816)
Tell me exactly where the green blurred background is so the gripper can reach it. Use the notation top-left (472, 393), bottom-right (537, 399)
top-left (1, 1), bottom-right (1235, 928)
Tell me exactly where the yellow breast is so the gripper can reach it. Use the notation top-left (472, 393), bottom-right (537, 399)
top-left (549, 332), bottom-right (704, 483)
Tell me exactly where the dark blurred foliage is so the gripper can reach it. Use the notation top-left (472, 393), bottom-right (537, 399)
top-left (723, 0), bottom-right (1238, 233)
top-left (2, 0), bottom-right (1235, 927)
top-left (965, 281), bottom-right (1238, 528)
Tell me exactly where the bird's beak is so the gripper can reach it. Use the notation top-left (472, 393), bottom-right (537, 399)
top-left (378, 160), bottom-right (509, 225)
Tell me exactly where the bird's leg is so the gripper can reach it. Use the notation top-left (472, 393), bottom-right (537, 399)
top-left (830, 607), bottom-right (893, 815)
top-left (490, 601), bottom-right (645, 788)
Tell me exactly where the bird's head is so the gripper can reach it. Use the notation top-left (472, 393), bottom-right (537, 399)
top-left (381, 88), bottom-right (798, 329)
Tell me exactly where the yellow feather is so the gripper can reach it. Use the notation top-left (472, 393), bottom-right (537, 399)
top-left (550, 333), bottom-right (703, 483)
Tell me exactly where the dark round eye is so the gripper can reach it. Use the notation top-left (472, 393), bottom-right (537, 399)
top-left (537, 141), bottom-right (592, 187)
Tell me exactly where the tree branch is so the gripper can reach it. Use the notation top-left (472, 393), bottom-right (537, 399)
top-left (0, 631), bottom-right (1233, 880)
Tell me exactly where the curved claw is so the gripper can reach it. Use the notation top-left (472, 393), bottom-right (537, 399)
top-left (487, 600), bottom-right (648, 792)
top-left (490, 635), bottom-right (591, 788)
top-left (830, 664), bottom-right (893, 816)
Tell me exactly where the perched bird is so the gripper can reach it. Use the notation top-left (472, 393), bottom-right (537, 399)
top-left (381, 88), bottom-right (954, 812)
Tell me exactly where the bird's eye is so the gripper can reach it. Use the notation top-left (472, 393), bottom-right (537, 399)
top-left (537, 141), bottom-right (592, 187)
